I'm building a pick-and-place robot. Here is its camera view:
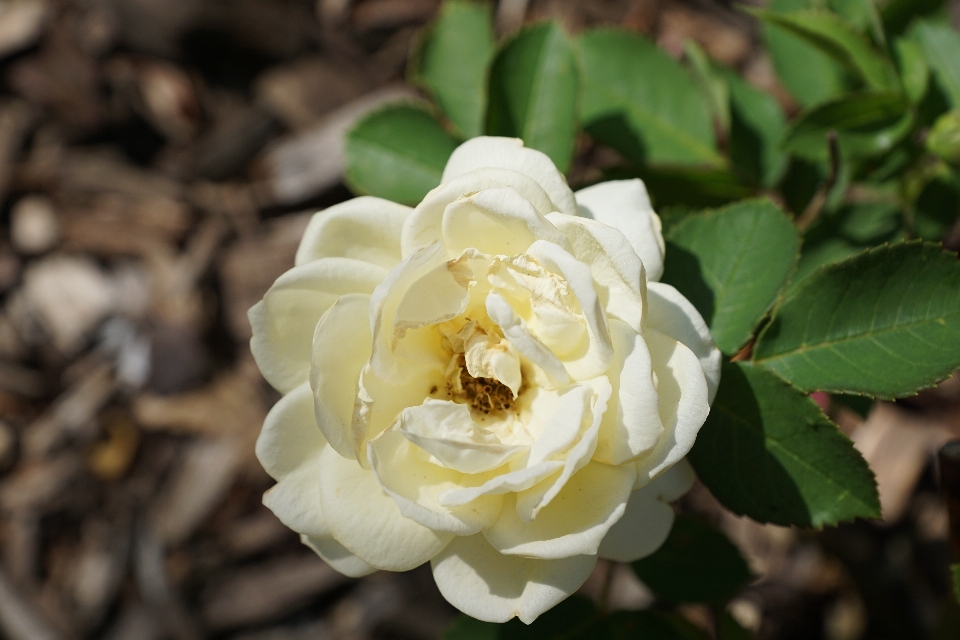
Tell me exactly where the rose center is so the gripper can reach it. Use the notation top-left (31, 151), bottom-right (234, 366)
top-left (450, 354), bottom-right (517, 415)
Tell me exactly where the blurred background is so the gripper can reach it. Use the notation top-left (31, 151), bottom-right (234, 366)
top-left (0, 0), bottom-right (959, 638)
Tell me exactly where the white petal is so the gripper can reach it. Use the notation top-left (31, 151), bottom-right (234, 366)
top-left (514, 378), bottom-right (611, 521)
top-left (431, 534), bottom-right (596, 624)
top-left (369, 241), bottom-right (464, 382)
top-left (310, 293), bottom-right (372, 460)
top-left (647, 282), bottom-right (721, 403)
top-left (633, 330), bottom-right (710, 487)
top-left (593, 320), bottom-right (663, 466)
top-left (486, 291), bottom-right (570, 388)
top-left (575, 179), bottom-right (665, 282)
top-left (256, 382), bottom-right (324, 480)
top-left (397, 400), bottom-right (526, 474)
top-left (526, 241), bottom-right (614, 380)
top-left (441, 137), bottom-right (577, 217)
top-left (301, 534), bottom-right (376, 578)
top-left (249, 258), bottom-right (387, 393)
top-left (262, 453), bottom-right (327, 538)
top-left (367, 427), bottom-right (504, 535)
top-left (485, 462), bottom-right (636, 560)
top-left (318, 446), bottom-right (452, 571)
top-left (402, 168), bottom-right (556, 257)
top-left (599, 459), bottom-right (695, 562)
top-left (352, 364), bottom-right (445, 461)
top-left (547, 212), bottom-right (646, 332)
top-left (527, 385), bottom-right (590, 466)
top-left (441, 187), bottom-right (571, 258)
top-left (439, 460), bottom-right (564, 507)
top-left (296, 196), bottom-right (412, 269)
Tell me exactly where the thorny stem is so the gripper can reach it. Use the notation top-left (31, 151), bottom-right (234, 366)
top-left (795, 130), bottom-right (840, 232)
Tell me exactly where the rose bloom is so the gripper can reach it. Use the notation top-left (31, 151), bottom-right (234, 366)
top-left (249, 137), bottom-right (720, 623)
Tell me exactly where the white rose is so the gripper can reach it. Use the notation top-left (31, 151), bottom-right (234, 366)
top-left (250, 137), bottom-right (721, 623)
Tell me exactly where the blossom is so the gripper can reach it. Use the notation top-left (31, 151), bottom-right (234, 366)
top-left (249, 137), bottom-right (721, 623)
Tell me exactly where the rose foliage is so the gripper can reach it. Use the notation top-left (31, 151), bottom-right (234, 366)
top-left (249, 137), bottom-right (721, 623)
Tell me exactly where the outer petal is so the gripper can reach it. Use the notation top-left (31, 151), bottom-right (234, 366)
top-left (263, 454), bottom-right (327, 538)
top-left (634, 331), bottom-right (710, 487)
top-left (441, 137), bottom-right (577, 217)
top-left (367, 427), bottom-right (504, 535)
top-left (249, 258), bottom-right (387, 393)
top-left (318, 445), bottom-right (452, 571)
top-left (402, 168), bottom-right (557, 256)
top-left (295, 197), bottom-right (412, 269)
top-left (599, 459), bottom-right (695, 562)
top-left (647, 282), bottom-right (721, 402)
top-left (310, 293), bottom-right (372, 460)
top-left (593, 320), bottom-right (663, 466)
top-left (442, 187), bottom-right (570, 258)
top-left (301, 534), bottom-right (376, 578)
top-left (255, 382), bottom-right (324, 480)
top-left (430, 534), bottom-right (596, 624)
top-left (485, 462), bottom-right (636, 560)
top-left (575, 180), bottom-right (665, 282)
top-left (546, 212), bottom-right (645, 332)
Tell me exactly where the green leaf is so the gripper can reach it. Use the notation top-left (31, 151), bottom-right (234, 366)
top-left (762, 0), bottom-right (848, 108)
top-left (915, 176), bottom-right (960, 239)
top-left (894, 38), bottom-right (929, 104)
top-left (792, 201), bottom-right (905, 286)
top-left (592, 610), bottom-right (708, 640)
top-left (633, 515), bottom-right (753, 604)
top-left (662, 199), bottom-right (799, 355)
top-left (782, 91), bottom-right (913, 162)
top-left (688, 361), bottom-right (881, 527)
top-left (444, 616), bottom-right (500, 640)
top-left (881, 0), bottom-right (945, 39)
top-left (912, 20), bottom-right (960, 108)
top-left (632, 165), bottom-right (753, 208)
top-left (579, 29), bottom-right (721, 166)
top-left (722, 68), bottom-right (789, 187)
top-left (828, 0), bottom-right (885, 47)
top-left (684, 40), bottom-right (730, 132)
top-left (926, 109), bottom-right (960, 165)
top-left (345, 103), bottom-right (459, 205)
top-left (751, 9), bottom-right (898, 90)
top-left (412, 0), bottom-right (494, 138)
top-left (754, 242), bottom-right (960, 398)
top-left (486, 22), bottom-right (578, 172)
top-left (718, 612), bottom-right (758, 640)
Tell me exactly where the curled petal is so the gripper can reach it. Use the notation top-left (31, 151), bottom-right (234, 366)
top-left (486, 291), bottom-right (570, 388)
top-left (301, 534), bottom-right (376, 578)
top-left (369, 242), bottom-right (466, 382)
top-left (442, 187), bottom-right (571, 258)
top-left (593, 320), bottom-right (663, 466)
top-left (309, 293), bottom-right (373, 460)
top-left (599, 459), bottom-right (696, 562)
top-left (634, 331), bottom-right (710, 487)
top-left (296, 196), bottom-right (411, 269)
top-left (547, 212), bottom-right (646, 332)
top-left (647, 282), bottom-right (721, 402)
top-left (441, 137), bottom-right (577, 217)
top-left (318, 446), bottom-right (452, 571)
top-left (486, 462), bottom-right (636, 560)
top-left (402, 168), bottom-right (556, 257)
top-left (367, 426), bottom-right (504, 535)
top-left (250, 258), bottom-right (387, 393)
top-left (575, 179), bottom-right (664, 282)
top-left (396, 400), bottom-right (526, 474)
top-left (526, 241), bottom-right (614, 380)
top-left (430, 534), bottom-right (596, 624)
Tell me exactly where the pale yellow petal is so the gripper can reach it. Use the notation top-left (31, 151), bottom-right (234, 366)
top-left (318, 446), bottom-right (451, 571)
top-left (296, 196), bottom-right (411, 269)
top-left (431, 534), bottom-right (596, 624)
